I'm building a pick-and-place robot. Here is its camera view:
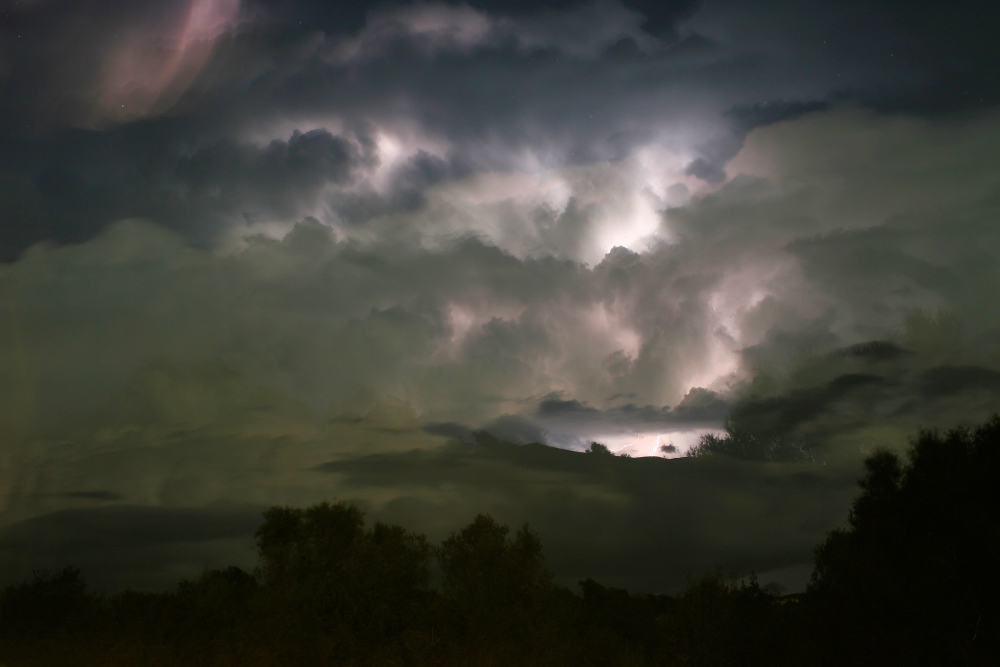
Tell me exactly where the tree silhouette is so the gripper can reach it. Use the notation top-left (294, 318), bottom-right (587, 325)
top-left (687, 417), bottom-right (810, 461)
top-left (439, 514), bottom-right (551, 613)
top-left (809, 417), bottom-right (1000, 664)
top-left (255, 501), bottom-right (366, 587)
top-left (252, 501), bottom-right (432, 663)
top-left (436, 514), bottom-right (561, 663)
top-left (586, 442), bottom-right (615, 456)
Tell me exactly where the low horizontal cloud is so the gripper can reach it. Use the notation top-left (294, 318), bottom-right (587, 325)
top-left (0, 505), bottom-right (261, 591)
top-left (537, 386), bottom-right (728, 427)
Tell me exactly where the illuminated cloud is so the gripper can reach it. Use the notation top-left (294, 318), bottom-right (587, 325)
top-left (5, 106), bottom-right (1000, 452)
top-left (95, 0), bottom-right (242, 124)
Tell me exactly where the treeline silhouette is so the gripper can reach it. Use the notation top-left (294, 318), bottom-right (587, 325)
top-left (2, 417), bottom-right (999, 666)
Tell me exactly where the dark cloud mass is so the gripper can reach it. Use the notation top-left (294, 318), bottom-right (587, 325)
top-left (1, 0), bottom-right (999, 593)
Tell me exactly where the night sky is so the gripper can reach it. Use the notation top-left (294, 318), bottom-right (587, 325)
top-left (2, 0), bottom-right (999, 594)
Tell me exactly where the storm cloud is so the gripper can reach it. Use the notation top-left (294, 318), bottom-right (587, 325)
top-left (3, 0), bottom-right (998, 256)
top-left (1, 0), bottom-right (999, 593)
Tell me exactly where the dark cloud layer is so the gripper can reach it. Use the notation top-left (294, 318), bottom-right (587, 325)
top-left (2, 0), bottom-right (998, 257)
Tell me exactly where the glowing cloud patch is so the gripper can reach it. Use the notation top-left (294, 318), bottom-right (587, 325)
top-left (95, 0), bottom-right (241, 124)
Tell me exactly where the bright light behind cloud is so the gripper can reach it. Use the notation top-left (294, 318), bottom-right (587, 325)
top-left (350, 144), bottom-right (703, 264)
top-left (224, 120), bottom-right (714, 267)
top-left (600, 430), bottom-right (721, 457)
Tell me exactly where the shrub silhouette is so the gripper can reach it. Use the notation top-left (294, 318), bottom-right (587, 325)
top-left (0, 566), bottom-right (93, 634)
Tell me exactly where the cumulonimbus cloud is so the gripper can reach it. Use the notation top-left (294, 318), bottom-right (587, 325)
top-left (2, 99), bottom-right (1000, 593)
